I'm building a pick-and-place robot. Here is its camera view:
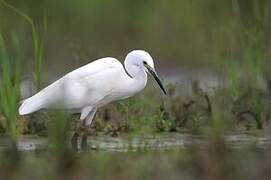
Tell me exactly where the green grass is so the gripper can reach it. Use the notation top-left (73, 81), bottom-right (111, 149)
top-left (0, 0), bottom-right (47, 143)
top-left (0, 32), bottom-right (22, 143)
top-left (0, 0), bottom-right (46, 89)
top-left (47, 110), bottom-right (71, 154)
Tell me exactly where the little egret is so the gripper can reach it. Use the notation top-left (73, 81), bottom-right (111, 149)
top-left (19, 50), bottom-right (166, 150)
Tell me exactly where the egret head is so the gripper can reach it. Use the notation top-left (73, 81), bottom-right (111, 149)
top-left (125, 50), bottom-right (167, 95)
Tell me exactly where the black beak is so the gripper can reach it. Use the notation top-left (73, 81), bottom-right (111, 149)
top-left (144, 64), bottom-right (167, 95)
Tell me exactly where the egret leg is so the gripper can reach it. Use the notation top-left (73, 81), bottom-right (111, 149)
top-left (81, 133), bottom-right (88, 151)
top-left (71, 122), bottom-right (85, 152)
top-left (80, 108), bottom-right (97, 151)
top-left (71, 131), bottom-right (80, 151)
top-left (71, 108), bottom-right (97, 151)
top-left (79, 123), bottom-right (89, 151)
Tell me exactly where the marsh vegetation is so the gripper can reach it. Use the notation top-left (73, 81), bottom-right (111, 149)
top-left (0, 0), bottom-right (271, 179)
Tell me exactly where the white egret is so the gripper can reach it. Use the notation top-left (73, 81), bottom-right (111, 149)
top-left (19, 50), bottom-right (166, 150)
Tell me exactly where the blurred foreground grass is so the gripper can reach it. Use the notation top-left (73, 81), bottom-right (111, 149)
top-left (1, 136), bottom-right (271, 180)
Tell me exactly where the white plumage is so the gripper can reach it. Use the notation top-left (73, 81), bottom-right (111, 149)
top-left (19, 50), bottom-right (166, 126)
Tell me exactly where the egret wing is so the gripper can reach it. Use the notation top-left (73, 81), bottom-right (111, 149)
top-left (19, 57), bottom-right (123, 114)
top-left (62, 61), bottom-right (123, 108)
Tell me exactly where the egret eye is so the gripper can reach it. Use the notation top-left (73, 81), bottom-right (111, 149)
top-left (143, 61), bottom-right (147, 65)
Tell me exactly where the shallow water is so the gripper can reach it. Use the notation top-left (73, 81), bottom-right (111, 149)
top-left (84, 133), bottom-right (271, 151)
top-left (1, 133), bottom-right (271, 152)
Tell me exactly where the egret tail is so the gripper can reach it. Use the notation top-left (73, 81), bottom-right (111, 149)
top-left (19, 92), bottom-right (47, 115)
